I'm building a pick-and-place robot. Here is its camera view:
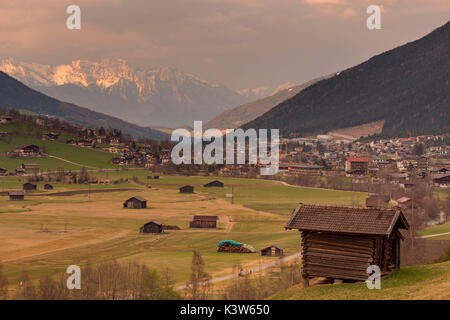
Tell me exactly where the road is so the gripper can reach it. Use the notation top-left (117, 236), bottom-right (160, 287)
top-left (175, 252), bottom-right (302, 291)
top-left (421, 232), bottom-right (450, 239)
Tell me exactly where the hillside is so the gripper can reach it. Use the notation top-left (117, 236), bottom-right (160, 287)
top-left (244, 21), bottom-right (450, 138)
top-left (0, 120), bottom-right (117, 170)
top-left (0, 58), bottom-right (249, 127)
top-left (270, 260), bottom-right (450, 300)
top-left (205, 74), bottom-right (335, 130)
top-left (0, 71), bottom-right (168, 140)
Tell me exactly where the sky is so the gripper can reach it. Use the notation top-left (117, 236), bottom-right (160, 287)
top-left (0, 0), bottom-right (449, 91)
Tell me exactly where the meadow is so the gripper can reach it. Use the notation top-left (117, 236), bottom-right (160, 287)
top-left (0, 171), bottom-right (368, 294)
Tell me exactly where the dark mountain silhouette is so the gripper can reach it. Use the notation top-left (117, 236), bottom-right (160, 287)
top-left (244, 21), bottom-right (450, 138)
top-left (0, 71), bottom-right (168, 140)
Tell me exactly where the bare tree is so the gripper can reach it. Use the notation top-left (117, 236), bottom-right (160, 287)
top-left (185, 250), bottom-right (211, 300)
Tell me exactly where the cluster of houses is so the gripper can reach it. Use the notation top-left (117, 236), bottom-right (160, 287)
top-left (273, 134), bottom-right (450, 189)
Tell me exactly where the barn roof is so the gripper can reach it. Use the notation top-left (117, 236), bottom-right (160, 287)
top-left (286, 203), bottom-right (409, 236)
top-left (145, 220), bottom-right (162, 226)
top-left (193, 215), bottom-right (219, 221)
top-left (126, 196), bottom-right (147, 202)
top-left (8, 190), bottom-right (25, 196)
top-left (261, 244), bottom-right (284, 251)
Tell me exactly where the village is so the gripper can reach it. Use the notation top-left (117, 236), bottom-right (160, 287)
top-left (1, 110), bottom-right (450, 299)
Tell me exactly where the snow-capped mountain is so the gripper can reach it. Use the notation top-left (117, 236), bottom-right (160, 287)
top-left (0, 58), bottom-right (249, 127)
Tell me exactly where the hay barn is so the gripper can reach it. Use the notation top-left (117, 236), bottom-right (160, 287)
top-left (140, 221), bottom-right (163, 234)
top-left (286, 204), bottom-right (409, 286)
top-left (123, 196), bottom-right (147, 209)
top-left (8, 190), bottom-right (24, 201)
top-left (180, 185), bottom-right (194, 193)
top-left (261, 245), bottom-right (284, 257)
top-left (204, 180), bottom-right (224, 187)
top-left (23, 182), bottom-right (37, 191)
top-left (190, 215), bottom-right (218, 228)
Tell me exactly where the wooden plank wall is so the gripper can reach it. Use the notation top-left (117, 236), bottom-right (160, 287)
top-left (302, 231), bottom-right (378, 281)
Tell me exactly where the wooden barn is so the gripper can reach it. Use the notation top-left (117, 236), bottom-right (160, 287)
top-left (44, 184), bottom-right (54, 190)
top-left (180, 185), bottom-right (194, 193)
top-left (23, 182), bottom-right (37, 191)
top-left (286, 204), bottom-right (409, 286)
top-left (218, 240), bottom-right (256, 253)
top-left (204, 180), bottom-right (224, 187)
top-left (189, 215), bottom-right (218, 228)
top-left (140, 220), bottom-right (163, 234)
top-left (123, 196), bottom-right (147, 209)
top-left (366, 195), bottom-right (390, 208)
top-left (261, 245), bottom-right (284, 257)
top-left (0, 168), bottom-right (7, 176)
top-left (8, 190), bottom-right (25, 201)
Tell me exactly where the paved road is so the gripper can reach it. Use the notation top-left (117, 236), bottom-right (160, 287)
top-left (176, 252), bottom-right (302, 291)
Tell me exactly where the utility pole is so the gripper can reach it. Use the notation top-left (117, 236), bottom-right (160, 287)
top-left (231, 185), bottom-right (234, 205)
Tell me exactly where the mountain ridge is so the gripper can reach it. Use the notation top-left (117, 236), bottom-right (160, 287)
top-left (0, 58), bottom-right (249, 127)
top-left (0, 71), bottom-right (169, 140)
top-left (243, 20), bottom-right (450, 138)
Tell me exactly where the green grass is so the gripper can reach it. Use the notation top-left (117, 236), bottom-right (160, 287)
top-left (270, 261), bottom-right (450, 300)
top-left (418, 221), bottom-right (450, 237)
top-left (0, 121), bottom-right (117, 170)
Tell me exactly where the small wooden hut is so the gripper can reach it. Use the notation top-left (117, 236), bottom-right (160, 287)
top-left (180, 185), bottom-right (194, 193)
top-left (261, 245), bottom-right (284, 257)
top-left (44, 184), bottom-right (54, 190)
top-left (203, 180), bottom-right (224, 187)
top-left (286, 203), bottom-right (409, 286)
top-left (123, 196), bottom-right (147, 209)
top-left (23, 182), bottom-right (37, 191)
top-left (140, 220), bottom-right (163, 234)
top-left (189, 215), bottom-right (218, 228)
top-left (8, 190), bottom-right (25, 201)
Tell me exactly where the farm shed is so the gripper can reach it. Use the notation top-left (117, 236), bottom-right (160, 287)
top-left (44, 184), bottom-right (54, 190)
top-left (8, 190), bottom-right (25, 201)
top-left (366, 195), bottom-right (390, 208)
top-left (218, 240), bottom-right (256, 253)
top-left (23, 182), bottom-right (37, 191)
top-left (140, 220), bottom-right (163, 234)
top-left (204, 180), bottom-right (224, 187)
top-left (0, 168), bottom-right (7, 176)
top-left (180, 185), bottom-right (194, 193)
top-left (123, 196), bottom-right (147, 209)
top-left (261, 245), bottom-right (284, 257)
top-left (189, 215), bottom-right (218, 228)
top-left (286, 204), bottom-right (409, 286)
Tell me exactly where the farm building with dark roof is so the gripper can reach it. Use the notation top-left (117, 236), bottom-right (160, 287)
top-left (203, 180), bottom-right (224, 187)
top-left (286, 203), bottom-right (409, 286)
top-left (140, 220), bottom-right (163, 234)
top-left (189, 215), bottom-right (218, 228)
top-left (123, 196), bottom-right (147, 209)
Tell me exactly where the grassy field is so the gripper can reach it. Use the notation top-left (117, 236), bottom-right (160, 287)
top-left (0, 121), bottom-right (117, 170)
top-left (270, 261), bottom-right (450, 300)
top-left (0, 172), bottom-right (369, 294)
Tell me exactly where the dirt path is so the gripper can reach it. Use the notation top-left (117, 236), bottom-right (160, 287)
top-left (47, 155), bottom-right (97, 169)
top-left (421, 232), bottom-right (450, 239)
top-left (225, 215), bottom-right (235, 233)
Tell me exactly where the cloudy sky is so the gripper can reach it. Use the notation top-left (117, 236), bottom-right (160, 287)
top-left (0, 0), bottom-right (449, 90)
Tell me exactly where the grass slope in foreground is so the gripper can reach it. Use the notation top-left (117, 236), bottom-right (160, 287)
top-left (270, 261), bottom-right (450, 300)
